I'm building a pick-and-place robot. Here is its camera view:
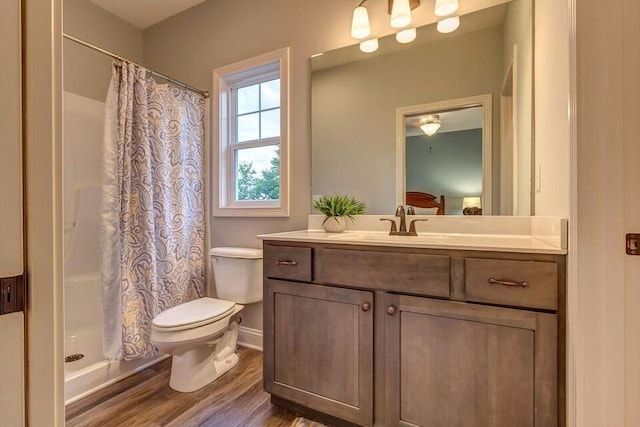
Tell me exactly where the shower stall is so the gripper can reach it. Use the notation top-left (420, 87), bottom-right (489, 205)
top-left (63, 92), bottom-right (166, 404)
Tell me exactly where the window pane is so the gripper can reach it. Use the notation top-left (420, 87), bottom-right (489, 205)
top-left (260, 79), bottom-right (280, 110)
top-left (237, 84), bottom-right (259, 115)
top-left (237, 113), bottom-right (259, 142)
top-left (261, 108), bottom-right (280, 139)
top-left (235, 144), bottom-right (280, 201)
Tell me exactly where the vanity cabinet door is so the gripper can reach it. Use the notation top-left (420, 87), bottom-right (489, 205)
top-left (384, 294), bottom-right (557, 427)
top-left (264, 279), bottom-right (374, 426)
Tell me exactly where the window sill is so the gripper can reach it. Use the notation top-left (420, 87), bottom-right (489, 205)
top-left (212, 206), bottom-right (290, 218)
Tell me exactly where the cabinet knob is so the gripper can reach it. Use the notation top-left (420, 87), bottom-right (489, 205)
top-left (361, 302), bottom-right (371, 312)
top-left (387, 305), bottom-right (397, 315)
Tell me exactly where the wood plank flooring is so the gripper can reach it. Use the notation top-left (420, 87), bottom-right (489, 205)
top-left (65, 348), bottom-right (305, 427)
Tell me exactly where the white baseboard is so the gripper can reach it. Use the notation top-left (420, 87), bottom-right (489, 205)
top-left (238, 326), bottom-right (263, 351)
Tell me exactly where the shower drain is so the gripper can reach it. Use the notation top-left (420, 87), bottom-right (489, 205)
top-left (65, 354), bottom-right (85, 363)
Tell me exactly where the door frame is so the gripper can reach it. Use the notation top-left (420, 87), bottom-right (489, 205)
top-left (28, 0), bottom-right (587, 426)
top-left (395, 94), bottom-right (493, 214)
top-left (23, 0), bottom-right (65, 425)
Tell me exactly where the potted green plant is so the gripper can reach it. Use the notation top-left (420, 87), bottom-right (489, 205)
top-left (313, 194), bottom-right (367, 233)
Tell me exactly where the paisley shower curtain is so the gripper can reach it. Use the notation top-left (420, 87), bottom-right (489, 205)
top-left (101, 60), bottom-right (206, 360)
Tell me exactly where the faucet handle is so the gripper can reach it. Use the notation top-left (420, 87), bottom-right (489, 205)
top-left (409, 218), bottom-right (429, 234)
top-left (380, 218), bottom-right (398, 234)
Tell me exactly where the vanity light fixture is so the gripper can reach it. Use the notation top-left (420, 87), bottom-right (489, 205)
top-left (420, 115), bottom-right (442, 136)
top-left (350, 1), bottom-right (422, 48)
top-left (351, 4), bottom-right (372, 39)
top-left (437, 16), bottom-right (460, 33)
top-left (396, 28), bottom-right (417, 43)
top-left (390, 0), bottom-right (412, 28)
top-left (434, 0), bottom-right (459, 17)
top-left (360, 38), bottom-right (380, 53)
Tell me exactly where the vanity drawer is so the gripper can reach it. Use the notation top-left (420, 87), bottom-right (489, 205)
top-left (264, 245), bottom-right (313, 282)
top-left (317, 248), bottom-right (450, 298)
top-left (464, 258), bottom-right (558, 311)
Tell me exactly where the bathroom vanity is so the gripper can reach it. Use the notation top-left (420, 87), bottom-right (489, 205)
top-left (260, 219), bottom-right (566, 427)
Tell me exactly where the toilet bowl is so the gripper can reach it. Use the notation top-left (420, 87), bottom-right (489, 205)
top-left (150, 247), bottom-right (263, 392)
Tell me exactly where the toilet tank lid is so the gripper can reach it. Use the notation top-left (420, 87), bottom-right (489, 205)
top-left (210, 247), bottom-right (263, 259)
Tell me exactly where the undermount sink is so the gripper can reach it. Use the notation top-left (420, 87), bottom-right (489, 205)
top-left (326, 231), bottom-right (454, 243)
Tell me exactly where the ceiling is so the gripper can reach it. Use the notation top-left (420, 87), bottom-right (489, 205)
top-left (90, 0), bottom-right (205, 29)
top-left (405, 106), bottom-right (483, 137)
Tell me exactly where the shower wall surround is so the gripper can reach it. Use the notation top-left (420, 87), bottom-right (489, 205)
top-left (63, 0), bottom-right (160, 404)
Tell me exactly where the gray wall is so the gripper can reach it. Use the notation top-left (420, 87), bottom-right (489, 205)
top-left (312, 27), bottom-right (503, 214)
top-left (64, 0), bottom-right (143, 101)
top-left (142, 0), bottom-right (387, 330)
top-left (503, 0), bottom-right (533, 215)
top-left (406, 129), bottom-right (483, 215)
top-left (141, 1), bottom-right (508, 331)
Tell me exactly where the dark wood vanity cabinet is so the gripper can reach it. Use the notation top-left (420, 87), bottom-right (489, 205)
top-left (263, 242), bottom-right (565, 427)
top-left (384, 294), bottom-right (557, 427)
top-left (264, 279), bottom-right (374, 426)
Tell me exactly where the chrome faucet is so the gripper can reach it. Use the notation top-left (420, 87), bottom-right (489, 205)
top-left (379, 205), bottom-right (428, 236)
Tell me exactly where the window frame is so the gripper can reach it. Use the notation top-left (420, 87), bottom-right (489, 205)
top-left (212, 48), bottom-right (290, 217)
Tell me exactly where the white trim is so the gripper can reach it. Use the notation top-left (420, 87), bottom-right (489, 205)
top-left (395, 94), bottom-right (493, 214)
top-left (25, 0), bottom-right (65, 424)
top-left (566, 0), bottom-right (577, 426)
top-left (238, 326), bottom-right (263, 351)
top-left (212, 47), bottom-right (290, 217)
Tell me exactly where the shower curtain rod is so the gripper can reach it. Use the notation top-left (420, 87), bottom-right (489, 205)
top-left (63, 33), bottom-right (210, 98)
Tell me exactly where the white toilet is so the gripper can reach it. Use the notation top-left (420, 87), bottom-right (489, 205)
top-left (150, 247), bottom-right (263, 392)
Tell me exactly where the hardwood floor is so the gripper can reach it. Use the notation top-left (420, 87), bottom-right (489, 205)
top-left (66, 349), bottom-right (303, 427)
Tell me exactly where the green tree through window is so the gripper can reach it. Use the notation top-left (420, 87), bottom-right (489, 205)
top-left (236, 149), bottom-right (280, 201)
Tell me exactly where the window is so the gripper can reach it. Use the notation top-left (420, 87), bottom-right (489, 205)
top-left (213, 48), bottom-right (289, 217)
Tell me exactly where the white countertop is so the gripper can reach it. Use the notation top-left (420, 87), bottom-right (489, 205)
top-left (257, 229), bottom-right (567, 255)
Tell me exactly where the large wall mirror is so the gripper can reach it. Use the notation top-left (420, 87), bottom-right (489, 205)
top-left (312, 0), bottom-right (533, 215)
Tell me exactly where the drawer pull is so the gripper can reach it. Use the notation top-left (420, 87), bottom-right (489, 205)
top-left (361, 302), bottom-right (371, 312)
top-left (276, 260), bottom-right (298, 266)
top-left (387, 305), bottom-right (397, 316)
top-left (488, 278), bottom-right (529, 288)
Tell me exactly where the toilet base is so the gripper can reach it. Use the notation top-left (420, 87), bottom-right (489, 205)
top-left (168, 320), bottom-right (240, 392)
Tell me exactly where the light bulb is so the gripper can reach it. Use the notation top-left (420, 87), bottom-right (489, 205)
top-left (420, 116), bottom-right (442, 136)
top-left (435, 0), bottom-right (459, 17)
top-left (396, 28), bottom-right (417, 44)
top-left (359, 38), bottom-right (379, 53)
top-left (437, 16), bottom-right (460, 34)
top-left (351, 6), bottom-right (371, 39)
top-left (390, 0), bottom-right (412, 29)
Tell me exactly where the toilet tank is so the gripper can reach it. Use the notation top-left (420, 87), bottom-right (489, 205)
top-left (209, 247), bottom-right (263, 304)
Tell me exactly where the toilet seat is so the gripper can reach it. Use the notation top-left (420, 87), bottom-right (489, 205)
top-left (152, 297), bottom-right (236, 332)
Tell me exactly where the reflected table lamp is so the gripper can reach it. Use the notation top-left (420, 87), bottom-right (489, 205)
top-left (462, 197), bottom-right (482, 215)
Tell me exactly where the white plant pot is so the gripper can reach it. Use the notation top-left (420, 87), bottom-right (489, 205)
top-left (322, 216), bottom-right (347, 233)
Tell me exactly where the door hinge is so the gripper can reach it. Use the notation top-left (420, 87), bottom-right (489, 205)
top-left (626, 234), bottom-right (639, 255)
top-left (0, 274), bottom-right (25, 316)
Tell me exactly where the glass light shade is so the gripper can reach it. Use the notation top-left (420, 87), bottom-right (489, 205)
top-left (462, 197), bottom-right (482, 209)
top-left (359, 38), bottom-right (379, 53)
top-left (351, 6), bottom-right (371, 39)
top-left (396, 28), bottom-right (417, 44)
top-left (390, 0), bottom-right (412, 28)
top-left (437, 16), bottom-right (460, 34)
top-left (420, 122), bottom-right (441, 136)
top-left (435, 0), bottom-right (459, 17)
top-left (420, 116), bottom-right (442, 136)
